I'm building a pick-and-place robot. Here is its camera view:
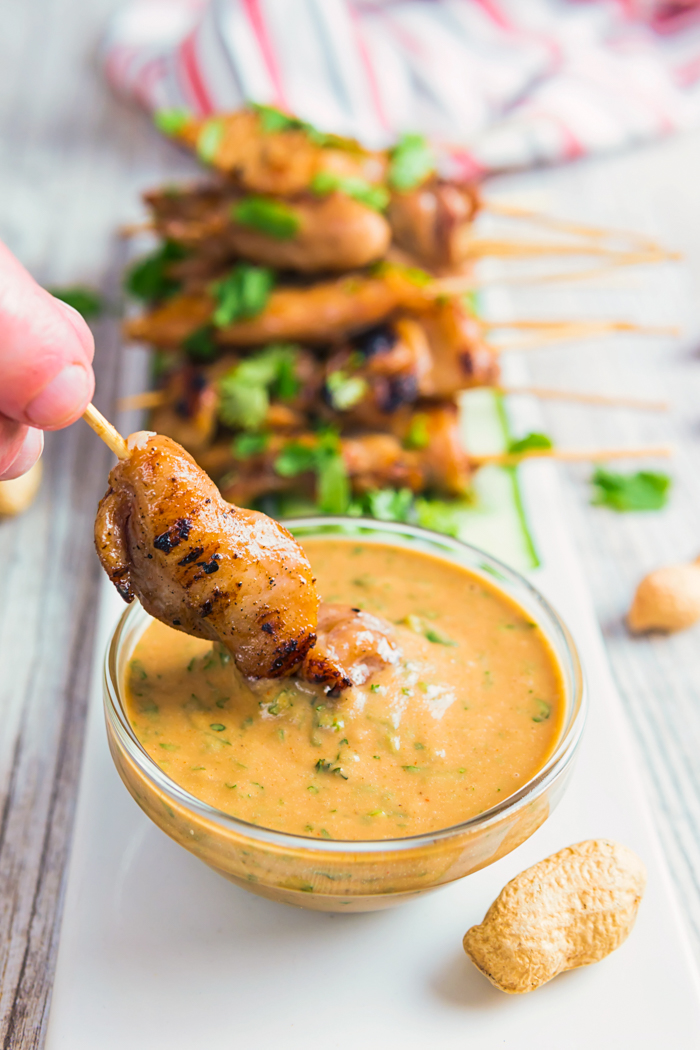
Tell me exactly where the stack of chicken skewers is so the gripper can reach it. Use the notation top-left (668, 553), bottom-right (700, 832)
top-left (122, 104), bottom-right (666, 527)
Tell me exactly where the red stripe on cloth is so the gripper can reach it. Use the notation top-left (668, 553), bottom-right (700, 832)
top-left (448, 146), bottom-right (487, 181)
top-left (242, 0), bottom-right (287, 106)
top-left (349, 4), bottom-right (390, 131)
top-left (532, 106), bottom-right (586, 161)
top-left (180, 30), bottom-right (214, 114)
top-left (677, 54), bottom-right (700, 87)
top-left (468, 0), bottom-right (513, 31)
top-left (134, 57), bottom-right (166, 109)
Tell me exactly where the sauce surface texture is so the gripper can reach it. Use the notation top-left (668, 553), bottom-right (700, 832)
top-left (124, 539), bottom-right (565, 840)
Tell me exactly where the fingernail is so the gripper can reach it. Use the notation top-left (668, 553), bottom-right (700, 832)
top-left (26, 363), bottom-right (92, 427)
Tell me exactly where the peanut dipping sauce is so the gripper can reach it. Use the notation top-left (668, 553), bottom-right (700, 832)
top-left (124, 539), bottom-right (565, 841)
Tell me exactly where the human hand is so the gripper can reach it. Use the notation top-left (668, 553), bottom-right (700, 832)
top-left (0, 240), bottom-right (95, 480)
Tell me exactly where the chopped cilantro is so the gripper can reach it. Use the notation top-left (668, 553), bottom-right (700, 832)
top-left (253, 103), bottom-right (305, 134)
top-left (231, 196), bottom-right (300, 239)
top-left (232, 431), bottom-right (270, 458)
top-left (210, 264), bottom-right (274, 328)
top-left (154, 108), bottom-right (190, 136)
top-left (274, 431), bottom-right (350, 514)
top-left (590, 468), bottom-right (671, 512)
top-left (404, 413), bottom-right (429, 450)
top-left (401, 765), bottom-right (421, 773)
top-left (403, 614), bottom-right (456, 647)
top-left (508, 432), bottom-right (553, 455)
top-left (414, 497), bottom-right (461, 537)
top-left (49, 286), bottom-right (103, 319)
top-left (326, 370), bottom-right (368, 410)
top-left (126, 241), bottom-right (188, 302)
top-left (310, 171), bottom-right (389, 212)
top-left (218, 343), bottom-right (299, 429)
top-left (388, 133), bottom-right (436, 191)
top-left (183, 325), bottom-right (217, 361)
top-left (196, 118), bottom-right (225, 163)
top-left (209, 723), bottom-right (226, 732)
top-left (532, 700), bottom-right (551, 723)
top-left (365, 488), bottom-right (413, 522)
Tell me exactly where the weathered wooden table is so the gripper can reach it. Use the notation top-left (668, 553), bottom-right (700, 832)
top-left (1, 2), bottom-right (699, 1045)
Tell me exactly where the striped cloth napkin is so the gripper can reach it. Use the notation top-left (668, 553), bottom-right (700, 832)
top-left (102, 0), bottom-right (700, 173)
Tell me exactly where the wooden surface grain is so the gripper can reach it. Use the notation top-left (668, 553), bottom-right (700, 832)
top-left (1, 1), bottom-right (699, 1043)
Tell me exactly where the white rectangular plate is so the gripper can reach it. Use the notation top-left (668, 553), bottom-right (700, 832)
top-left (46, 442), bottom-right (700, 1050)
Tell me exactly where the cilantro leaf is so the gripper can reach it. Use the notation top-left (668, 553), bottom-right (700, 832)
top-left (591, 468), bottom-right (671, 512)
top-left (231, 196), bottom-right (300, 240)
top-left (154, 108), bottom-right (190, 136)
top-left (273, 431), bottom-right (350, 513)
top-left (126, 241), bottom-right (188, 302)
top-left (310, 171), bottom-right (389, 212)
top-left (48, 287), bottom-right (103, 319)
top-left (507, 432), bottom-right (554, 455)
top-left (218, 344), bottom-right (300, 429)
top-left (388, 133), bottom-right (436, 191)
top-left (325, 370), bottom-right (368, 410)
top-left (252, 103), bottom-right (305, 134)
top-left (196, 118), bottom-right (225, 163)
top-left (414, 498), bottom-right (461, 537)
top-left (183, 325), bottom-right (218, 361)
top-left (210, 264), bottom-right (274, 327)
top-left (404, 413), bottom-right (429, 450)
top-left (364, 488), bottom-right (413, 522)
top-left (232, 432), bottom-right (270, 458)
top-left (273, 442), bottom-right (318, 477)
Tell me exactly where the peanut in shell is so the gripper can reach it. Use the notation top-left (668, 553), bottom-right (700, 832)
top-left (463, 839), bottom-right (646, 994)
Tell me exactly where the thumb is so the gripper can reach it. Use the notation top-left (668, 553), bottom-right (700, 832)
top-left (0, 241), bottom-right (95, 431)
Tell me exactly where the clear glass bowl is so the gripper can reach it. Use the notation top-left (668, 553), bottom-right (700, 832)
top-left (104, 517), bottom-right (585, 912)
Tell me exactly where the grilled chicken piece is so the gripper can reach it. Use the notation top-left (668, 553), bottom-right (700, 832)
top-left (301, 604), bottom-right (402, 693)
top-left (125, 269), bottom-right (428, 349)
top-left (388, 178), bottom-right (481, 270)
top-left (147, 183), bottom-right (391, 274)
top-left (94, 432), bottom-right (319, 678)
top-left (212, 404), bottom-right (471, 506)
top-left (173, 108), bottom-right (387, 196)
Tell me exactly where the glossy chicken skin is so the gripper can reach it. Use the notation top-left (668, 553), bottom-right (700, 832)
top-left (94, 433), bottom-right (319, 678)
top-left (388, 178), bottom-right (481, 270)
top-left (176, 108), bottom-right (387, 195)
top-left (147, 183), bottom-right (391, 274)
top-left (125, 270), bottom-right (428, 348)
top-left (301, 604), bottom-right (401, 693)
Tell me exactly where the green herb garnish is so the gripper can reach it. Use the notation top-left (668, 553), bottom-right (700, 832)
top-left (233, 431), bottom-right (270, 458)
top-left (508, 432), bottom-right (553, 455)
top-left (402, 765), bottom-right (421, 773)
top-left (209, 723), bottom-right (226, 732)
top-left (388, 133), bottom-right (436, 191)
top-left (154, 108), bottom-right (190, 136)
top-left (49, 286), bottom-right (103, 319)
top-left (232, 196), bottom-right (300, 239)
top-left (274, 431), bottom-right (350, 514)
top-left (126, 240), bottom-right (188, 302)
top-left (364, 488), bottom-right (413, 522)
top-left (325, 369), bottom-right (368, 410)
top-left (590, 468), bottom-right (671, 512)
top-left (183, 325), bottom-right (217, 361)
top-left (532, 700), bottom-right (551, 723)
top-left (218, 343), bottom-right (299, 430)
top-left (310, 171), bottom-right (389, 212)
top-left (414, 497), bottom-right (461, 537)
top-left (197, 118), bottom-right (225, 163)
top-left (210, 264), bottom-right (274, 327)
top-left (404, 413), bottom-right (429, 450)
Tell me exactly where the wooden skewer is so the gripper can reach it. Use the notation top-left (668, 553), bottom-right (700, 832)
top-left (118, 220), bottom-right (155, 238)
top-left (458, 239), bottom-right (679, 263)
top-left (497, 386), bottom-right (669, 411)
top-left (484, 201), bottom-right (662, 251)
top-left (82, 403), bottom-right (130, 460)
top-left (118, 390), bottom-right (167, 412)
top-left (471, 444), bottom-right (674, 468)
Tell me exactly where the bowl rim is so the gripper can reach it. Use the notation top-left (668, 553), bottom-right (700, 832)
top-left (104, 516), bottom-right (586, 854)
